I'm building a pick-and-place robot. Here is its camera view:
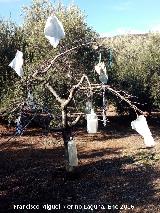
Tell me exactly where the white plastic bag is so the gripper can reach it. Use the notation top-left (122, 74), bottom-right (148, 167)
top-left (44, 14), bottom-right (65, 48)
top-left (99, 73), bottom-right (108, 84)
top-left (131, 115), bottom-right (155, 148)
top-left (68, 139), bottom-right (78, 166)
top-left (9, 50), bottom-right (23, 77)
top-left (95, 62), bottom-right (108, 84)
top-left (95, 62), bottom-right (107, 75)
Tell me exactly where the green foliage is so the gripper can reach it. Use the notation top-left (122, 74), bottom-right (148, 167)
top-left (21, 0), bottom-right (98, 117)
top-left (103, 33), bottom-right (160, 112)
top-left (0, 0), bottom-right (98, 125)
top-left (22, 0), bottom-right (97, 74)
top-left (1, 0), bottom-right (160, 124)
top-left (0, 19), bottom-right (25, 111)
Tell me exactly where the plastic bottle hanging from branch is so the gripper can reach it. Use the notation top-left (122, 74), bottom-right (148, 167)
top-left (44, 11), bottom-right (65, 48)
top-left (87, 109), bottom-right (98, 133)
top-left (131, 115), bottom-right (155, 148)
top-left (68, 138), bottom-right (78, 167)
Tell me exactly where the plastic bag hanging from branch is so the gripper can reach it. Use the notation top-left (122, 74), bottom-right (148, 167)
top-left (44, 13), bottom-right (65, 48)
top-left (95, 61), bottom-right (107, 76)
top-left (9, 50), bottom-right (24, 78)
top-left (99, 72), bottom-right (108, 84)
top-left (95, 53), bottom-right (108, 84)
top-left (131, 115), bottom-right (155, 148)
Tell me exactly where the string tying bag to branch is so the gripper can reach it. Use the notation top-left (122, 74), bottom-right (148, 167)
top-left (44, 13), bottom-right (65, 48)
top-left (9, 50), bottom-right (24, 77)
top-left (94, 53), bottom-right (109, 126)
top-left (131, 115), bottom-right (155, 148)
top-left (102, 85), bottom-right (107, 126)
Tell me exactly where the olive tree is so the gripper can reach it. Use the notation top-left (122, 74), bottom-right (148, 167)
top-left (1, 0), bottom-right (147, 172)
top-left (20, 0), bottom-right (98, 117)
top-left (0, 19), bottom-right (25, 112)
top-left (16, 0), bottom-right (98, 172)
top-left (102, 33), bottom-right (160, 112)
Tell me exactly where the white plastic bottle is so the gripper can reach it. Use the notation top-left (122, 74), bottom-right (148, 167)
top-left (87, 109), bottom-right (98, 133)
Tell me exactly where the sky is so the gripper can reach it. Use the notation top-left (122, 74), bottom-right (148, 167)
top-left (1, 0), bottom-right (160, 37)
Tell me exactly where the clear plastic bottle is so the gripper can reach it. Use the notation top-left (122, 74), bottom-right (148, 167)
top-left (68, 138), bottom-right (78, 166)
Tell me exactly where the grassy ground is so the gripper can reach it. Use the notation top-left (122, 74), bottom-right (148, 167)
top-left (0, 115), bottom-right (160, 212)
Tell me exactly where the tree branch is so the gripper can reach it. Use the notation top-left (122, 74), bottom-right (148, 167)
top-left (32, 41), bottom-right (96, 78)
top-left (64, 74), bottom-right (92, 106)
top-left (78, 84), bottom-right (144, 114)
top-left (106, 86), bottom-right (144, 114)
top-left (69, 113), bottom-right (83, 127)
top-left (45, 83), bottom-right (63, 104)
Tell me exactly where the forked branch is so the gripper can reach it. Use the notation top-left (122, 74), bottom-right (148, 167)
top-left (64, 74), bottom-right (92, 106)
top-left (45, 83), bottom-right (63, 104)
top-left (69, 113), bottom-right (83, 127)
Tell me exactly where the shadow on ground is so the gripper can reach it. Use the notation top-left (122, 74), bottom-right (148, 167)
top-left (0, 115), bottom-right (160, 212)
top-left (0, 144), bottom-right (159, 212)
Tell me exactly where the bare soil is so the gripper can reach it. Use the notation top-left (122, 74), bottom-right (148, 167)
top-left (0, 115), bottom-right (160, 212)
